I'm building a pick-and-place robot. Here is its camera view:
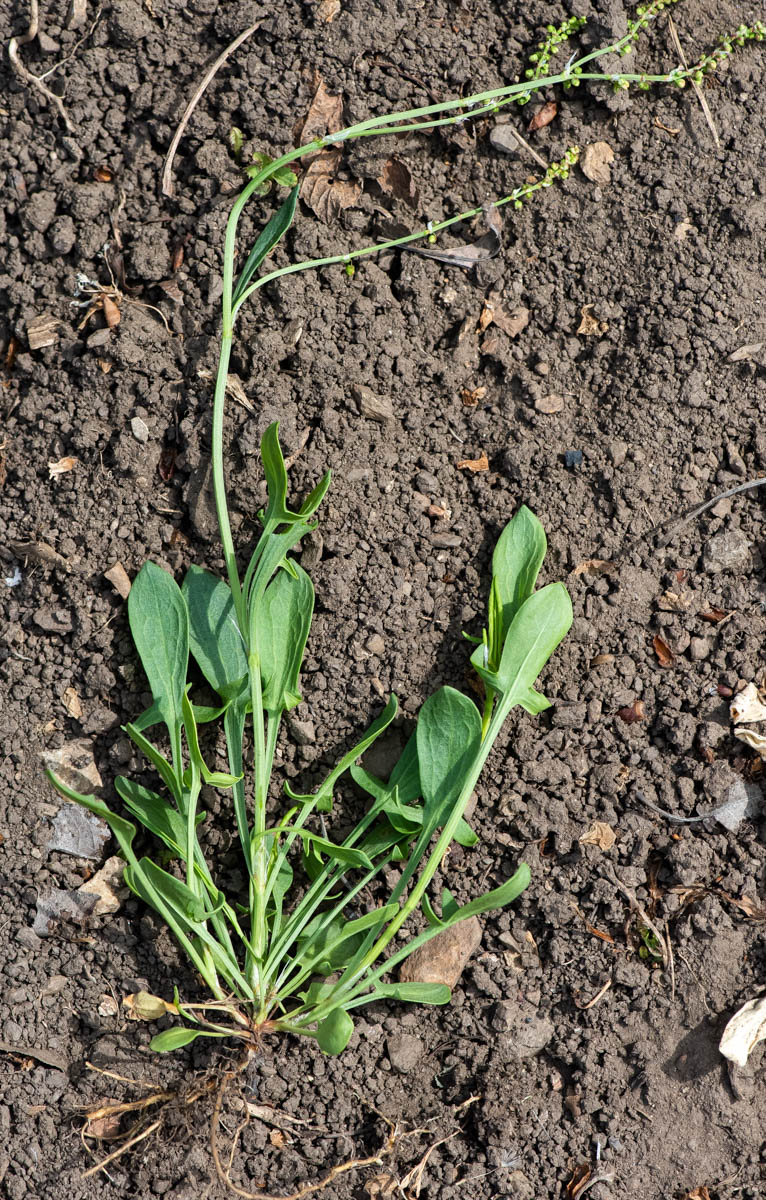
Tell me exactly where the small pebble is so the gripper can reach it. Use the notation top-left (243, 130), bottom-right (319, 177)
top-left (130, 416), bottom-right (149, 443)
top-left (703, 528), bottom-right (751, 574)
top-left (608, 440), bottom-right (628, 467)
top-left (535, 393), bottom-right (564, 414)
top-left (365, 633), bottom-right (385, 656)
top-left (488, 124), bottom-right (520, 156)
top-left (564, 449), bottom-right (583, 469)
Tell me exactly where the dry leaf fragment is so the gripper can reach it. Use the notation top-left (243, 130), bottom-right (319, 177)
top-left (653, 635), bottom-right (674, 667)
top-left (365, 1174), bottom-right (398, 1198)
top-left (41, 739), bottom-right (103, 793)
top-left (579, 821), bottom-right (617, 851)
top-left (62, 686), bottom-right (82, 719)
top-left (456, 452), bottom-right (489, 473)
top-left (699, 606), bottom-right (731, 624)
top-left (728, 341), bottom-right (765, 363)
top-left (617, 700), bottom-right (645, 724)
top-left (300, 79), bottom-right (343, 144)
top-left (528, 100), bottom-right (557, 132)
top-left (566, 1163), bottom-right (592, 1198)
top-left (316, 0), bottom-right (341, 20)
top-left (572, 558), bottom-right (615, 577)
top-left (301, 149), bottom-right (361, 223)
top-left (461, 385), bottom-right (486, 407)
top-left (86, 1108), bottom-right (122, 1139)
top-left (27, 313), bottom-right (63, 351)
top-left (377, 157), bottom-right (418, 208)
top-left (104, 561), bottom-right (132, 599)
top-left (123, 991), bottom-right (178, 1021)
top-left (48, 455), bottom-right (77, 478)
top-left (719, 996), bottom-right (766, 1067)
top-left (674, 219), bottom-right (696, 241)
top-left (734, 728), bottom-right (766, 754)
top-left (580, 141), bottom-right (614, 185)
top-left (102, 295), bottom-right (121, 328)
top-left (492, 304), bottom-right (529, 338)
top-left (576, 304), bottom-right (608, 336)
top-left (97, 994), bottom-right (119, 1017)
top-left (94, 165), bottom-right (114, 183)
top-left (730, 682), bottom-right (766, 725)
top-left (269, 1129), bottom-right (289, 1149)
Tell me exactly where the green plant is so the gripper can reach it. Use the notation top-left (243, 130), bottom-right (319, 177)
top-left (46, 2), bottom-right (763, 1058)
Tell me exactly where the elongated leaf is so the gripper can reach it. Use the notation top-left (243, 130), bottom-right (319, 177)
top-left (492, 506), bottom-right (547, 637)
top-left (286, 694), bottom-right (398, 814)
top-left (233, 185), bottom-right (299, 306)
top-left (316, 1007), bottom-right (354, 1055)
top-left (374, 982), bottom-right (451, 1005)
top-left (115, 777), bottom-right (196, 856)
top-left (128, 562), bottom-right (189, 735)
top-left (181, 693), bottom-right (241, 788)
top-left (125, 723), bottom-right (181, 803)
top-left (182, 567), bottom-right (248, 702)
top-left (298, 904), bottom-right (399, 975)
top-left (443, 862), bottom-right (530, 923)
top-left (136, 859), bottom-right (207, 925)
top-left (388, 733), bottom-right (421, 803)
top-left (472, 583), bottom-right (572, 704)
top-left (256, 562), bottom-right (314, 713)
top-left (150, 1027), bottom-right (225, 1052)
top-left (259, 423), bottom-right (331, 530)
top-left (267, 827), bottom-right (372, 870)
top-left (416, 687), bottom-right (482, 829)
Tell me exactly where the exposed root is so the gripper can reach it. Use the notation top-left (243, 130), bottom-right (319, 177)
top-left (210, 1068), bottom-right (399, 1200)
top-left (8, 0), bottom-right (74, 131)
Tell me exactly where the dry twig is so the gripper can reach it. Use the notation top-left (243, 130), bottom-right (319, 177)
top-left (162, 22), bottom-right (260, 197)
top-left (668, 15), bottom-right (719, 148)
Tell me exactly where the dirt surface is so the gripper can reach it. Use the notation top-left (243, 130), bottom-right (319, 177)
top-left (2, 0), bottom-right (766, 1197)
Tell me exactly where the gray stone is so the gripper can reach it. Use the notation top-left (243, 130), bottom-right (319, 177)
top-left (48, 216), bottom-right (76, 255)
top-left (551, 702), bottom-right (587, 729)
top-left (495, 1001), bottom-right (554, 1059)
top-left (704, 528), bottom-right (751, 573)
top-left (489, 124), bottom-right (521, 156)
top-left (286, 717), bottom-right (316, 746)
top-left (352, 384), bottom-right (394, 422)
top-left (386, 1033), bottom-right (424, 1073)
top-left (26, 189), bottom-right (57, 233)
top-left (130, 416), bottom-right (149, 443)
top-left (366, 633), bottom-right (385, 656)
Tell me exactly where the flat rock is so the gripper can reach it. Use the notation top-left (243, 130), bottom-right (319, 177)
top-left (399, 915), bottom-right (481, 989)
top-left (488, 124), bottom-right (520, 156)
top-left (492, 999), bottom-right (554, 1059)
top-left (704, 528), bottom-right (751, 573)
top-left (386, 1032), bottom-right (424, 1073)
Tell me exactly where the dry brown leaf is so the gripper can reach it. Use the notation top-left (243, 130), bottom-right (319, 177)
top-left (301, 149), bottom-right (361, 223)
top-left (566, 1163), bottom-right (592, 1198)
top-left (528, 100), bottom-right (557, 132)
top-left (62, 686), bottom-right (82, 719)
top-left (572, 558), bottom-right (615, 577)
top-left (728, 341), bottom-right (765, 363)
top-left (683, 1190), bottom-right (712, 1200)
top-left (577, 304), bottom-right (608, 336)
top-left (579, 821), bottom-right (617, 851)
top-left (617, 700), bottom-right (646, 725)
top-left (674, 219), bottom-right (696, 241)
top-left (580, 141), bottom-right (615, 185)
top-left (456, 452), bottom-right (489, 473)
top-left (590, 653), bottom-right (615, 667)
top-left (719, 996), bottom-right (766, 1067)
top-left (719, 891), bottom-right (766, 920)
top-left (657, 589), bottom-right (691, 611)
top-left (653, 635), bottom-right (675, 667)
top-left (102, 295), bottom-right (121, 328)
top-left (734, 727), bottom-right (766, 753)
top-left (377, 157), bottom-right (418, 208)
top-left (730, 682), bottom-right (766, 724)
top-left (48, 455), bottom-right (78, 478)
top-left (123, 991), bottom-right (178, 1021)
top-left (365, 1174), bottom-right (398, 1198)
top-left (269, 1128), bottom-right (288, 1149)
top-left (301, 79), bottom-right (343, 144)
top-left (461, 385), bottom-right (486, 407)
top-left (700, 606), bottom-right (732, 624)
top-left (104, 561), bottom-right (132, 599)
top-left (478, 302), bottom-right (495, 332)
top-left (316, 0), bottom-right (341, 20)
top-left (27, 313), bottom-right (62, 351)
top-left (94, 165), bottom-right (114, 183)
top-left (492, 304), bottom-right (529, 337)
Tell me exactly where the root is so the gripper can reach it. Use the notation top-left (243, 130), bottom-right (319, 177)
top-left (81, 1055), bottom-right (398, 1198)
top-left (210, 1069), bottom-right (398, 1200)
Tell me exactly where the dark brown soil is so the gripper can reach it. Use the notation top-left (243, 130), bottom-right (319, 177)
top-left (2, 1), bottom-right (765, 1197)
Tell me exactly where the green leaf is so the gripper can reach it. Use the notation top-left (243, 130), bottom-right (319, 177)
top-left (492, 505), bottom-right (547, 636)
top-left (150, 1027), bottom-right (224, 1052)
top-left (115, 777), bottom-right (200, 856)
top-left (128, 562), bottom-right (189, 736)
top-left (416, 687), bottom-right (482, 829)
top-left (266, 827), bottom-right (372, 870)
top-left (471, 583), bottom-right (572, 704)
top-left (374, 982), bottom-right (451, 1005)
top-left (444, 862), bottom-right (530, 923)
top-left (125, 723), bottom-right (181, 802)
top-left (228, 127), bottom-right (244, 159)
top-left (181, 692), bottom-right (241, 788)
top-left (233, 186), bottom-right (299, 306)
top-left (287, 694), bottom-right (398, 815)
top-left (255, 561), bottom-right (314, 713)
top-left (182, 567), bottom-right (248, 702)
top-left (388, 734), bottom-right (421, 803)
top-left (298, 904), bottom-right (399, 974)
top-left (316, 1008), bottom-right (354, 1055)
top-left (133, 858), bottom-right (207, 925)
